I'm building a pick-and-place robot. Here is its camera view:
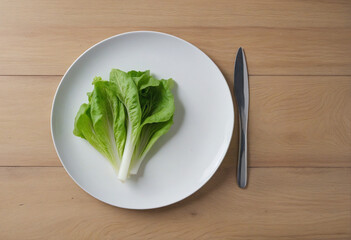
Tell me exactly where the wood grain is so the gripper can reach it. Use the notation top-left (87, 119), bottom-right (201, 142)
top-left (1, 0), bottom-right (350, 29)
top-left (248, 76), bottom-right (351, 167)
top-left (0, 0), bottom-right (350, 75)
top-left (0, 76), bottom-right (58, 166)
top-left (1, 76), bottom-right (350, 167)
top-left (0, 167), bottom-right (349, 240)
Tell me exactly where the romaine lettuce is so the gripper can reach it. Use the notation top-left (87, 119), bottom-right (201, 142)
top-left (73, 69), bottom-right (175, 181)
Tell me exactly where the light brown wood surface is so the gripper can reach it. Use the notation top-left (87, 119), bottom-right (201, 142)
top-left (0, 0), bottom-right (350, 239)
top-left (1, 167), bottom-right (350, 240)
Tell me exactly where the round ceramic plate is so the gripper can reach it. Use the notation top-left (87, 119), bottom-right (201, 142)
top-left (51, 31), bottom-right (234, 209)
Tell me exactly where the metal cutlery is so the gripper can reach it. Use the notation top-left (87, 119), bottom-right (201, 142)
top-left (234, 47), bottom-right (249, 188)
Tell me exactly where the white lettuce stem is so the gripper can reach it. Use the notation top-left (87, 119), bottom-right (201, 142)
top-left (129, 153), bottom-right (145, 175)
top-left (118, 120), bottom-right (135, 181)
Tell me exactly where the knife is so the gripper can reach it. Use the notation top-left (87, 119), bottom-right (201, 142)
top-left (234, 47), bottom-right (249, 188)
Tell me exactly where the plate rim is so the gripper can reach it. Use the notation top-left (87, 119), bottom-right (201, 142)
top-left (51, 30), bottom-right (234, 209)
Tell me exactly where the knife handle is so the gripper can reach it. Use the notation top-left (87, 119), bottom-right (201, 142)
top-left (237, 110), bottom-right (248, 188)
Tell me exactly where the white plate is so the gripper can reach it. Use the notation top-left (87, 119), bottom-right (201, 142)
top-left (51, 31), bottom-right (234, 209)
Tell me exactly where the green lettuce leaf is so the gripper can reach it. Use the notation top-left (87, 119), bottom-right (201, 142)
top-left (109, 69), bottom-right (142, 180)
top-left (74, 69), bottom-right (175, 181)
top-left (73, 80), bottom-right (126, 171)
top-left (130, 118), bottom-right (173, 174)
top-left (130, 78), bottom-right (175, 174)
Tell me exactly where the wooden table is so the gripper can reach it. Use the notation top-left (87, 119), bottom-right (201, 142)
top-left (1, 0), bottom-right (350, 239)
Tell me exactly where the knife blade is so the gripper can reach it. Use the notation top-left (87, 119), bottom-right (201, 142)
top-left (234, 47), bottom-right (249, 188)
